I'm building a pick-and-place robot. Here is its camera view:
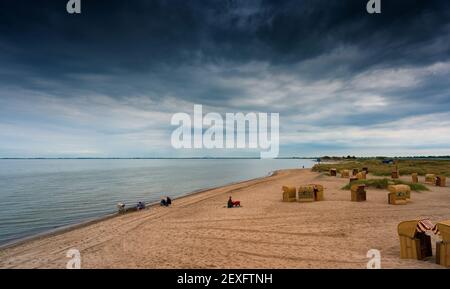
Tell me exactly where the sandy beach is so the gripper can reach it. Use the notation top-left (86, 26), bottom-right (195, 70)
top-left (0, 169), bottom-right (448, 269)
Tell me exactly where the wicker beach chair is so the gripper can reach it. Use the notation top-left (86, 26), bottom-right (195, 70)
top-left (297, 186), bottom-right (315, 202)
top-left (425, 174), bottom-right (436, 185)
top-left (436, 176), bottom-right (446, 187)
top-left (388, 184), bottom-right (411, 202)
top-left (351, 184), bottom-right (366, 202)
top-left (356, 171), bottom-right (366, 180)
top-left (341, 169), bottom-right (350, 178)
top-left (436, 220), bottom-right (450, 267)
top-left (391, 170), bottom-right (399, 179)
top-left (308, 184), bottom-right (324, 201)
top-left (398, 220), bottom-right (433, 260)
top-left (282, 186), bottom-right (297, 202)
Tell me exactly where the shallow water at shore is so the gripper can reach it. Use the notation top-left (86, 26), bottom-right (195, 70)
top-left (0, 159), bottom-right (314, 245)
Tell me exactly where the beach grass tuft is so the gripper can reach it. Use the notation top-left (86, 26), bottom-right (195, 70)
top-left (341, 178), bottom-right (429, 191)
top-left (313, 159), bottom-right (450, 177)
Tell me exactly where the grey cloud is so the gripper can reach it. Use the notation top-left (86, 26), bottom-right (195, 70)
top-left (1, 0), bottom-right (450, 157)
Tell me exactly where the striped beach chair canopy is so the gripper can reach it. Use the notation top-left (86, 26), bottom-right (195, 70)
top-left (398, 219), bottom-right (440, 238)
top-left (416, 219), bottom-right (442, 236)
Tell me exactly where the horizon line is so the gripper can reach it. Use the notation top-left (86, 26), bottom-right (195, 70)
top-left (1, 156), bottom-right (450, 160)
top-left (0, 157), bottom-right (317, 160)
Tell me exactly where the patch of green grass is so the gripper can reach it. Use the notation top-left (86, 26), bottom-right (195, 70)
top-left (313, 159), bottom-right (450, 177)
top-left (341, 178), bottom-right (429, 191)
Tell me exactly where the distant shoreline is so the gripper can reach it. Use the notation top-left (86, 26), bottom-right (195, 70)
top-left (2, 156), bottom-right (450, 160)
top-left (0, 157), bottom-right (317, 160)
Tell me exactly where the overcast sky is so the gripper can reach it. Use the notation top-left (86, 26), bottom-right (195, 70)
top-left (0, 0), bottom-right (450, 157)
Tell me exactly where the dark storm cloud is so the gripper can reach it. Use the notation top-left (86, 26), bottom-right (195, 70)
top-left (0, 0), bottom-right (449, 98)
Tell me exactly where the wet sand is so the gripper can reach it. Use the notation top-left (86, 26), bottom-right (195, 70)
top-left (0, 169), bottom-right (448, 269)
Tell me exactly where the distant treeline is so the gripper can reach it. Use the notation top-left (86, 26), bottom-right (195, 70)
top-left (320, 156), bottom-right (450, 160)
top-left (321, 156), bottom-right (357, 160)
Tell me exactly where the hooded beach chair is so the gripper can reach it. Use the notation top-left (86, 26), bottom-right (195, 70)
top-left (282, 186), bottom-right (297, 202)
top-left (388, 184), bottom-right (411, 203)
top-left (398, 219), bottom-right (433, 260)
top-left (356, 171), bottom-right (366, 180)
top-left (341, 169), bottom-right (350, 178)
top-left (297, 185), bottom-right (315, 202)
top-left (351, 184), bottom-right (366, 202)
top-left (391, 170), bottom-right (399, 179)
top-left (436, 220), bottom-right (450, 267)
top-left (308, 184), bottom-right (324, 201)
top-left (436, 176), bottom-right (446, 187)
top-left (425, 174), bottom-right (436, 185)
top-left (411, 173), bottom-right (418, 184)
top-left (330, 168), bottom-right (337, 176)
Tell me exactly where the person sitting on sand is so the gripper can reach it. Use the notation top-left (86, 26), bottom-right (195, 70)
top-left (228, 196), bottom-right (233, 208)
top-left (117, 202), bottom-right (125, 213)
top-left (160, 196), bottom-right (172, 207)
top-left (137, 201), bottom-right (145, 210)
top-left (227, 196), bottom-right (241, 208)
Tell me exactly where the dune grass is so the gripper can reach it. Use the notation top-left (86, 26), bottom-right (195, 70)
top-left (312, 159), bottom-right (450, 177)
top-left (341, 178), bottom-right (429, 191)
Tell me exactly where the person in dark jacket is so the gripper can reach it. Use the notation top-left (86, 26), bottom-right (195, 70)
top-left (137, 201), bottom-right (145, 210)
top-left (160, 196), bottom-right (172, 207)
top-left (227, 196), bottom-right (233, 208)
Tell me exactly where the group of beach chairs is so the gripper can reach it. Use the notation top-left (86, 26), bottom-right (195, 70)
top-left (348, 183), bottom-right (410, 204)
top-left (331, 167), bottom-right (447, 187)
top-left (331, 167), bottom-right (369, 179)
top-left (398, 219), bottom-right (450, 267)
top-left (392, 170), bottom-right (446, 187)
top-left (282, 184), bottom-right (324, 203)
top-left (421, 174), bottom-right (447, 187)
top-left (329, 167), bottom-right (447, 205)
top-left (281, 181), bottom-right (413, 205)
top-left (329, 166), bottom-right (450, 267)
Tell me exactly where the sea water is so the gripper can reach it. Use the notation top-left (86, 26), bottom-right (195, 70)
top-left (0, 158), bottom-right (314, 245)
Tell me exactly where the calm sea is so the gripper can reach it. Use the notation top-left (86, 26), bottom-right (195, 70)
top-left (0, 159), bottom-right (314, 245)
